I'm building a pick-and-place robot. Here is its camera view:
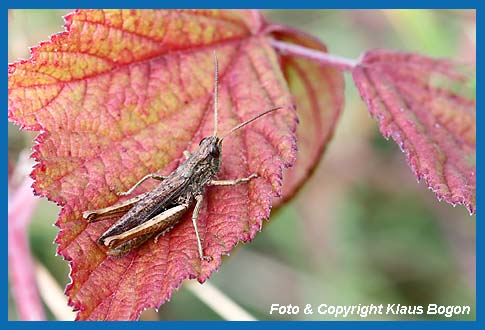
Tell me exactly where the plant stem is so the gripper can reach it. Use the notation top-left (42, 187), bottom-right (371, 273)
top-left (8, 176), bottom-right (43, 320)
top-left (35, 261), bottom-right (76, 321)
top-left (186, 281), bottom-right (256, 321)
top-left (270, 39), bottom-right (357, 72)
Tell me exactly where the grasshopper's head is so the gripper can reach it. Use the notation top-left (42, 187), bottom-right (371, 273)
top-left (197, 135), bottom-right (222, 174)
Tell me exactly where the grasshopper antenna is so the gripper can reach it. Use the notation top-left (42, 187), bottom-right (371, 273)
top-left (220, 106), bottom-right (282, 141)
top-left (213, 51), bottom-right (219, 137)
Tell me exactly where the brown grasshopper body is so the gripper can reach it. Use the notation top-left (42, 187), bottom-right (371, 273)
top-left (84, 136), bottom-right (222, 257)
top-left (83, 52), bottom-right (282, 260)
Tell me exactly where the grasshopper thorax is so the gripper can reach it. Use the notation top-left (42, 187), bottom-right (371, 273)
top-left (197, 135), bottom-right (222, 175)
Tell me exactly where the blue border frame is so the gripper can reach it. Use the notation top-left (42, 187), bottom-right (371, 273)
top-left (5, 0), bottom-right (479, 327)
top-left (3, 0), bottom-right (479, 9)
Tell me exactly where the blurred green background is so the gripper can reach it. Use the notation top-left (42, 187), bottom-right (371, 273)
top-left (8, 10), bottom-right (476, 320)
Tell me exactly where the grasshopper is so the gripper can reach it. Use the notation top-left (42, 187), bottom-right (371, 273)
top-left (83, 52), bottom-right (283, 260)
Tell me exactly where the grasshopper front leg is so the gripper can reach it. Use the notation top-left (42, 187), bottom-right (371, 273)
top-left (209, 173), bottom-right (258, 186)
top-left (193, 174), bottom-right (257, 260)
top-left (192, 195), bottom-right (211, 261)
top-left (117, 173), bottom-right (167, 196)
top-left (190, 173), bottom-right (258, 261)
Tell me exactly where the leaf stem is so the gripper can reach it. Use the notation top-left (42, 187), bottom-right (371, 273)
top-left (270, 39), bottom-right (357, 72)
top-left (185, 281), bottom-right (256, 321)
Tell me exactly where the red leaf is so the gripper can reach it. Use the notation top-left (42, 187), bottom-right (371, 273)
top-left (9, 10), bottom-right (301, 320)
top-left (269, 26), bottom-right (344, 205)
top-left (353, 50), bottom-right (476, 213)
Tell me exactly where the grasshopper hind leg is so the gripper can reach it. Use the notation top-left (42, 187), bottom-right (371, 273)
top-left (106, 233), bottom-right (154, 257)
top-left (83, 192), bottom-right (150, 223)
top-left (101, 204), bottom-right (189, 256)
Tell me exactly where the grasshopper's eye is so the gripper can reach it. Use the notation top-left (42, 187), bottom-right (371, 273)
top-left (209, 144), bottom-right (220, 158)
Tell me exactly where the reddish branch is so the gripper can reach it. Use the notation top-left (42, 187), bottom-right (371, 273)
top-left (8, 177), bottom-right (44, 320)
top-left (270, 39), bottom-right (357, 72)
